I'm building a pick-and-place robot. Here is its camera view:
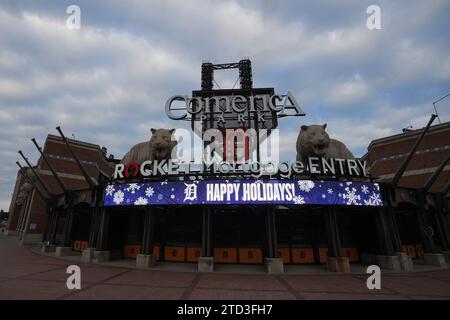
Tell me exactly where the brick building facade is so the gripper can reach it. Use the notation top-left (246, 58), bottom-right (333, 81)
top-left (366, 121), bottom-right (449, 193)
top-left (6, 134), bottom-right (114, 244)
top-left (364, 121), bottom-right (450, 233)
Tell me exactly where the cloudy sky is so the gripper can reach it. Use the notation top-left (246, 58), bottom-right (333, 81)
top-left (1, 0), bottom-right (449, 211)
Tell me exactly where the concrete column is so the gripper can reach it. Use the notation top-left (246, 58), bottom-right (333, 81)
top-left (376, 255), bottom-right (402, 272)
top-left (198, 207), bottom-right (214, 272)
top-left (396, 252), bottom-right (415, 271)
top-left (62, 208), bottom-right (75, 247)
top-left (387, 207), bottom-right (403, 253)
top-left (423, 253), bottom-right (447, 268)
top-left (82, 207), bottom-right (100, 263)
top-left (327, 257), bottom-right (350, 273)
top-left (198, 257), bottom-right (214, 272)
top-left (81, 247), bottom-right (96, 263)
top-left (42, 205), bottom-right (54, 244)
top-left (92, 250), bottom-right (110, 263)
top-left (264, 206), bottom-right (283, 273)
top-left (94, 207), bottom-right (110, 262)
top-left (264, 206), bottom-right (278, 258)
top-left (88, 207), bottom-right (99, 248)
top-left (41, 244), bottom-right (56, 253)
top-left (141, 208), bottom-right (155, 255)
top-left (325, 207), bottom-right (350, 272)
top-left (264, 257), bottom-right (284, 273)
top-left (137, 208), bottom-right (156, 268)
top-left (136, 254), bottom-right (156, 268)
top-left (325, 207), bottom-right (340, 257)
top-left (415, 190), bottom-right (438, 253)
top-left (55, 246), bottom-right (73, 256)
top-left (41, 201), bottom-right (55, 247)
top-left (375, 208), bottom-right (394, 255)
top-left (96, 207), bottom-right (109, 250)
top-left (50, 209), bottom-right (60, 245)
top-left (201, 207), bottom-right (212, 257)
top-left (375, 208), bottom-right (402, 270)
top-left (442, 251), bottom-right (450, 263)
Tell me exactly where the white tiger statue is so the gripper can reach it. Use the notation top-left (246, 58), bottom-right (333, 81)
top-left (296, 124), bottom-right (354, 164)
top-left (121, 128), bottom-right (177, 163)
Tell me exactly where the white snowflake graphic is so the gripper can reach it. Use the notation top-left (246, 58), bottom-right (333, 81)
top-left (297, 180), bottom-right (315, 192)
top-left (327, 188), bottom-right (333, 194)
top-left (145, 186), bottom-right (154, 197)
top-left (113, 190), bottom-right (124, 205)
top-left (364, 192), bottom-right (383, 206)
top-left (170, 194), bottom-right (175, 199)
top-left (374, 183), bottom-right (380, 191)
top-left (346, 181), bottom-right (353, 186)
top-left (361, 185), bottom-right (369, 194)
top-left (342, 187), bottom-right (361, 205)
top-left (293, 195), bottom-right (305, 204)
top-left (321, 194), bottom-right (326, 199)
top-left (126, 183), bottom-right (141, 194)
top-left (338, 193), bottom-right (342, 198)
top-left (105, 184), bottom-right (115, 196)
top-left (339, 183), bottom-right (344, 187)
top-left (134, 197), bottom-right (148, 205)
top-left (160, 180), bottom-right (168, 185)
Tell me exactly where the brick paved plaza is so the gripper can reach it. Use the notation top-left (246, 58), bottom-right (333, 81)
top-left (1, 235), bottom-right (449, 300)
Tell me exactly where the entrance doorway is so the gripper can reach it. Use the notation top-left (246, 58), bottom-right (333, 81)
top-left (396, 202), bottom-right (424, 258)
top-left (212, 205), bottom-right (265, 264)
top-left (70, 203), bottom-right (92, 252)
top-left (157, 206), bottom-right (202, 263)
top-left (276, 207), bottom-right (328, 264)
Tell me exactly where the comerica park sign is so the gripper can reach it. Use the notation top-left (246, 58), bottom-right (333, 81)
top-left (112, 157), bottom-right (369, 180)
top-left (165, 91), bottom-right (305, 122)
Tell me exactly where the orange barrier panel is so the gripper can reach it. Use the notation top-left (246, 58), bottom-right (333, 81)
top-left (164, 246), bottom-right (186, 262)
top-left (277, 248), bottom-right (291, 264)
top-left (402, 245), bottom-right (417, 258)
top-left (214, 248), bottom-right (237, 263)
top-left (73, 240), bottom-right (81, 252)
top-left (415, 244), bottom-right (424, 257)
top-left (153, 245), bottom-right (160, 260)
top-left (238, 248), bottom-right (263, 264)
top-left (123, 245), bottom-right (141, 259)
top-left (340, 248), bottom-right (359, 262)
top-left (80, 241), bottom-right (89, 251)
top-left (187, 247), bottom-right (202, 262)
top-left (319, 248), bottom-right (328, 263)
top-left (291, 248), bottom-right (315, 264)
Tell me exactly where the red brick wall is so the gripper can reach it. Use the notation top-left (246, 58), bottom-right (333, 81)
top-left (8, 134), bottom-right (115, 237)
top-left (367, 123), bottom-right (450, 193)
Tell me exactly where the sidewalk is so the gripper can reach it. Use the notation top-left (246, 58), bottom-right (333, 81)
top-left (1, 235), bottom-right (450, 300)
